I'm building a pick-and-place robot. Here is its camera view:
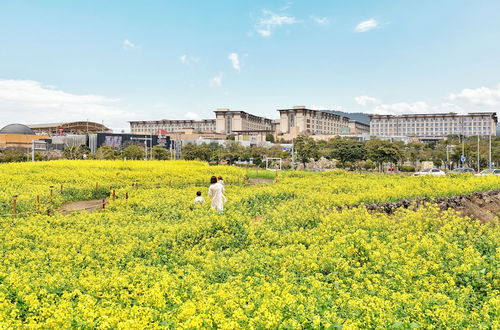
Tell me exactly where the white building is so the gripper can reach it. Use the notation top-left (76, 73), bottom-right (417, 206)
top-left (129, 119), bottom-right (216, 134)
top-left (369, 112), bottom-right (498, 140)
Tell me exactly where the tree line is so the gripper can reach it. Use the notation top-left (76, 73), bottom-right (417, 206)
top-left (1, 135), bottom-right (499, 170)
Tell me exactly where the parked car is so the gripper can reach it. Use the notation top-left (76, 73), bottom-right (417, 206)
top-left (413, 168), bottom-right (446, 177)
top-left (475, 168), bottom-right (500, 176)
top-left (449, 167), bottom-right (475, 175)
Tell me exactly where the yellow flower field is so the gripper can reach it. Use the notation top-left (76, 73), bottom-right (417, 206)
top-left (0, 160), bottom-right (498, 328)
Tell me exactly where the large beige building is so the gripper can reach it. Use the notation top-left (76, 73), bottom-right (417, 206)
top-left (214, 109), bottom-right (273, 134)
top-left (278, 106), bottom-right (351, 138)
top-left (129, 119), bottom-right (216, 134)
top-left (369, 112), bottom-right (498, 139)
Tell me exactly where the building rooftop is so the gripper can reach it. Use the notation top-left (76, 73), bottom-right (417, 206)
top-left (0, 123), bottom-right (36, 135)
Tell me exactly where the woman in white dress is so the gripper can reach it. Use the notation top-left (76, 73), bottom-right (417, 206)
top-left (208, 176), bottom-right (226, 212)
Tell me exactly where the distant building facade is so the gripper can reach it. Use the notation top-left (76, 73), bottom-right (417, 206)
top-left (278, 106), bottom-right (351, 138)
top-left (0, 124), bottom-right (49, 149)
top-left (348, 120), bottom-right (370, 134)
top-left (129, 119), bottom-right (216, 134)
top-left (214, 109), bottom-right (273, 134)
top-left (28, 121), bottom-right (111, 135)
top-left (369, 112), bottom-right (498, 139)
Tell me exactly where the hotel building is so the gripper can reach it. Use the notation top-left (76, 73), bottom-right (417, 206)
top-left (129, 119), bottom-right (216, 134)
top-left (278, 106), bottom-right (351, 138)
top-left (369, 112), bottom-right (497, 139)
top-left (214, 109), bottom-right (273, 134)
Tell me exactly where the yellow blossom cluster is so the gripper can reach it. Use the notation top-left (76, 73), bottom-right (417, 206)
top-left (0, 161), bottom-right (498, 328)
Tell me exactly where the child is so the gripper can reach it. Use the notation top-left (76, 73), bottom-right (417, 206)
top-left (194, 191), bottom-right (205, 205)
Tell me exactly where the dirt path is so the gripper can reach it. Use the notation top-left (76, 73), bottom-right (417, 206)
top-left (59, 199), bottom-right (106, 215)
top-left (248, 178), bottom-right (274, 185)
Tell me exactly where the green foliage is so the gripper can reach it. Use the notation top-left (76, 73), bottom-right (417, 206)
top-left (0, 149), bottom-right (28, 163)
top-left (152, 145), bottom-right (169, 160)
top-left (294, 135), bottom-right (320, 166)
top-left (63, 145), bottom-right (90, 160)
top-left (122, 144), bottom-right (145, 160)
top-left (329, 139), bottom-right (367, 165)
top-left (94, 146), bottom-right (116, 160)
top-left (265, 133), bottom-right (275, 143)
top-left (400, 165), bottom-right (416, 172)
top-left (366, 139), bottom-right (403, 169)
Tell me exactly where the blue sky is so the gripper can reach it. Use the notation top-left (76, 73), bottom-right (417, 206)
top-left (1, 0), bottom-right (500, 131)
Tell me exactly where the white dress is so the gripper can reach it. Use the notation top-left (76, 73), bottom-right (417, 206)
top-left (208, 182), bottom-right (226, 212)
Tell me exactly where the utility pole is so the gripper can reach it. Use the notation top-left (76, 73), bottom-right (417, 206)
top-left (489, 134), bottom-right (492, 168)
top-left (32, 140), bottom-right (35, 162)
top-left (477, 135), bottom-right (480, 172)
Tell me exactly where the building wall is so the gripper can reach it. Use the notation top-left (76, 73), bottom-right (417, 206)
top-left (0, 134), bottom-right (49, 149)
top-left (348, 121), bottom-right (370, 134)
top-left (278, 106), bottom-right (351, 138)
top-left (129, 120), bottom-right (216, 134)
top-left (214, 109), bottom-right (272, 134)
top-left (369, 112), bottom-right (498, 138)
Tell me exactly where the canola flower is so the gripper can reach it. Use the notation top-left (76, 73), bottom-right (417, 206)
top-left (0, 161), bottom-right (498, 328)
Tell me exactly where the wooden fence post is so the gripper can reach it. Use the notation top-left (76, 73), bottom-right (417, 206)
top-left (12, 195), bottom-right (18, 218)
top-left (102, 198), bottom-right (106, 209)
top-left (125, 192), bottom-right (129, 202)
top-left (95, 182), bottom-right (99, 194)
top-left (60, 184), bottom-right (64, 193)
top-left (112, 190), bottom-right (116, 201)
top-left (36, 195), bottom-right (40, 210)
top-left (50, 186), bottom-right (54, 203)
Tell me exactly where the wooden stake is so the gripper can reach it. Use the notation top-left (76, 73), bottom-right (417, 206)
top-left (112, 190), bottom-right (116, 201)
top-left (12, 196), bottom-right (17, 218)
top-left (60, 184), bottom-right (64, 193)
top-left (36, 195), bottom-right (40, 209)
top-left (102, 198), bottom-right (106, 209)
top-left (50, 186), bottom-right (54, 203)
top-left (125, 192), bottom-right (129, 202)
top-left (95, 182), bottom-right (99, 194)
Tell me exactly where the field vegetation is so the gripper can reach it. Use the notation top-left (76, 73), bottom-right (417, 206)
top-left (0, 160), bottom-right (498, 328)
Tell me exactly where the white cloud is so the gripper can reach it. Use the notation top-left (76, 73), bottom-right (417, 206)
top-left (185, 112), bottom-right (202, 120)
top-left (355, 95), bottom-right (381, 106)
top-left (354, 18), bottom-right (379, 32)
top-left (367, 101), bottom-right (466, 116)
top-left (209, 73), bottom-right (223, 88)
top-left (257, 29), bottom-right (272, 37)
top-left (449, 83), bottom-right (500, 106)
top-left (0, 79), bottom-right (135, 131)
top-left (228, 53), bottom-right (241, 72)
top-left (123, 39), bottom-right (139, 50)
top-left (279, 2), bottom-right (292, 11)
top-left (311, 16), bottom-right (329, 26)
top-left (179, 54), bottom-right (200, 65)
top-left (369, 101), bottom-right (431, 115)
top-left (255, 9), bottom-right (297, 37)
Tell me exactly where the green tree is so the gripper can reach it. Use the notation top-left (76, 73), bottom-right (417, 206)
top-left (265, 133), bottom-right (275, 143)
top-left (294, 135), bottom-right (319, 166)
top-left (182, 143), bottom-right (213, 161)
top-left (329, 139), bottom-right (367, 166)
top-left (63, 145), bottom-right (89, 160)
top-left (152, 145), bottom-right (169, 160)
top-left (0, 150), bottom-right (27, 163)
top-left (122, 144), bottom-right (145, 160)
top-left (95, 146), bottom-right (116, 160)
top-left (365, 139), bottom-right (403, 171)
